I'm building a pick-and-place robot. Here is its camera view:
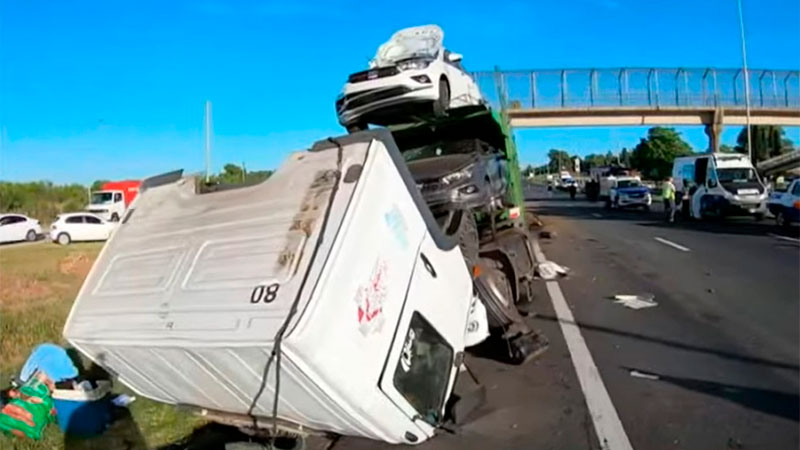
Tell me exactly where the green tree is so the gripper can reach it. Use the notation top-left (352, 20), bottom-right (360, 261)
top-left (734, 125), bottom-right (794, 162)
top-left (630, 127), bottom-right (693, 180)
top-left (619, 147), bottom-right (631, 167)
top-left (90, 180), bottom-right (110, 191)
top-left (719, 144), bottom-right (735, 153)
top-left (547, 149), bottom-right (572, 172)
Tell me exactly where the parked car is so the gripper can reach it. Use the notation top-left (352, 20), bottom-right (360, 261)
top-left (0, 214), bottom-right (42, 244)
top-left (49, 213), bottom-right (115, 245)
top-left (767, 178), bottom-right (800, 227)
top-left (606, 176), bottom-right (652, 210)
top-left (337, 25), bottom-right (484, 131)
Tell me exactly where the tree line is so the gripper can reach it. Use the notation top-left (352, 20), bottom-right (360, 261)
top-left (0, 163), bottom-right (272, 224)
top-left (523, 125), bottom-right (795, 181)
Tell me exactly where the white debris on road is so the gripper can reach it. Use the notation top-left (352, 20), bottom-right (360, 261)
top-left (536, 261), bottom-right (570, 280)
top-left (629, 370), bottom-right (660, 380)
top-left (613, 294), bottom-right (658, 310)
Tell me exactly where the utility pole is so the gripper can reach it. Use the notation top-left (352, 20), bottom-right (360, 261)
top-left (737, 0), bottom-right (753, 160)
top-left (204, 101), bottom-right (213, 182)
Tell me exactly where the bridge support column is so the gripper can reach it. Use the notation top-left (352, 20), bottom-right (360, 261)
top-left (705, 108), bottom-right (724, 152)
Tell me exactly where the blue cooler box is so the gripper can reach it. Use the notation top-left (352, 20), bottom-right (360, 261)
top-left (52, 380), bottom-right (112, 436)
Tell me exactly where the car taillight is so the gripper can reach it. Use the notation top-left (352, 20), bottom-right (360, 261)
top-left (793, 200), bottom-right (800, 209)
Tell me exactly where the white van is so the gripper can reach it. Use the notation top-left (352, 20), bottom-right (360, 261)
top-left (672, 153), bottom-right (768, 220)
top-left (63, 131), bottom-right (483, 444)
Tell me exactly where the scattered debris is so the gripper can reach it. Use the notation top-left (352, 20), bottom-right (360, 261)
top-left (19, 344), bottom-right (78, 384)
top-left (535, 261), bottom-right (570, 280)
top-left (612, 294), bottom-right (657, 310)
top-left (111, 394), bottom-right (136, 408)
top-left (539, 230), bottom-right (557, 239)
top-left (629, 370), bottom-right (660, 380)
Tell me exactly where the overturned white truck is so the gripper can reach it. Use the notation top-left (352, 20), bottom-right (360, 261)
top-left (64, 131), bottom-right (493, 444)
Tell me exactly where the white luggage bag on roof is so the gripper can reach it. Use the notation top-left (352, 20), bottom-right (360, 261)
top-left (63, 130), bottom-right (476, 444)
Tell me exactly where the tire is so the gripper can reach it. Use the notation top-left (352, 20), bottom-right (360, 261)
top-left (346, 122), bottom-right (366, 133)
top-left (604, 199), bottom-right (611, 209)
top-left (25, 229), bottom-right (37, 241)
top-left (433, 78), bottom-right (450, 117)
top-left (642, 205), bottom-right (651, 212)
top-left (776, 211), bottom-right (788, 228)
top-left (57, 233), bottom-right (71, 246)
top-left (753, 213), bottom-right (764, 222)
top-left (110, 213), bottom-right (120, 222)
top-left (444, 209), bottom-right (479, 268)
top-left (478, 261), bottom-right (517, 328)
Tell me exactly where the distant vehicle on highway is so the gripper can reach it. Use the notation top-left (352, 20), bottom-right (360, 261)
top-left (50, 213), bottom-right (116, 245)
top-left (86, 180), bottom-right (141, 222)
top-left (336, 25), bottom-right (484, 132)
top-left (767, 178), bottom-right (800, 227)
top-left (672, 153), bottom-right (768, 220)
top-left (605, 176), bottom-right (652, 210)
top-left (0, 214), bottom-right (42, 244)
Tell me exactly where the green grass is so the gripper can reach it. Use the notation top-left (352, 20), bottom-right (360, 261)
top-left (0, 242), bottom-right (204, 449)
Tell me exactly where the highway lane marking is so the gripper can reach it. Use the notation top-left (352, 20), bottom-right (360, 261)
top-left (533, 240), bottom-right (634, 450)
top-left (767, 233), bottom-right (800, 244)
top-left (654, 237), bottom-right (690, 252)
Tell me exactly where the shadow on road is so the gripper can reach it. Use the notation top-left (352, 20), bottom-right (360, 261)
top-left (622, 366), bottom-right (800, 422)
top-left (536, 314), bottom-right (800, 372)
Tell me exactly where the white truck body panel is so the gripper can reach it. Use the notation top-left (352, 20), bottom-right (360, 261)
top-left (63, 131), bottom-right (473, 444)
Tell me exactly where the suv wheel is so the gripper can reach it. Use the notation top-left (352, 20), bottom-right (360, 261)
top-left (433, 78), bottom-right (450, 117)
top-left (110, 213), bottom-right (120, 222)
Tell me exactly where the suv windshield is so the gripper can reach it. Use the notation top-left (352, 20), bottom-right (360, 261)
top-left (91, 192), bottom-right (113, 204)
top-left (404, 139), bottom-right (484, 162)
top-left (617, 179), bottom-right (641, 188)
top-left (373, 25), bottom-right (442, 67)
top-left (392, 312), bottom-right (453, 425)
top-left (718, 168), bottom-right (758, 183)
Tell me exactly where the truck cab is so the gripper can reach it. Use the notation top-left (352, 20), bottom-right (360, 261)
top-left (673, 153), bottom-right (768, 220)
top-left (86, 180), bottom-right (141, 222)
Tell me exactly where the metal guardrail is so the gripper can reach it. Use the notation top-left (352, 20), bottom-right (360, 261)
top-left (472, 68), bottom-right (800, 111)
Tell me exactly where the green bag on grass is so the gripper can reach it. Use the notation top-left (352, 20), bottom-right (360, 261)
top-left (0, 372), bottom-right (56, 440)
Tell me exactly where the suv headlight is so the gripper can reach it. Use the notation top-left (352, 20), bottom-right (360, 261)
top-left (441, 166), bottom-right (474, 186)
top-left (397, 58), bottom-right (432, 71)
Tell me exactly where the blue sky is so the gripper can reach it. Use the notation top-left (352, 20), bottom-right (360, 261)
top-left (1, 0), bottom-right (798, 183)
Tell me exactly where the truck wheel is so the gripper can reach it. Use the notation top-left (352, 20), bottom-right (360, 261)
top-left (444, 209), bottom-right (479, 268)
top-left (25, 230), bottom-right (37, 241)
top-left (433, 78), bottom-right (450, 117)
top-left (57, 233), bottom-right (71, 246)
top-left (110, 213), bottom-right (120, 222)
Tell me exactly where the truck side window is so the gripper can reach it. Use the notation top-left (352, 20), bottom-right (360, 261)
top-left (393, 312), bottom-right (453, 425)
top-left (114, 193), bottom-right (122, 202)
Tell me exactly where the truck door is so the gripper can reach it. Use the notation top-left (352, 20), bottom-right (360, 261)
top-left (379, 233), bottom-right (472, 439)
top-left (691, 157), bottom-right (709, 218)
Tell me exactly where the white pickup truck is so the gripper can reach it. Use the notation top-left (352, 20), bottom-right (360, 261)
top-left (767, 178), bottom-right (800, 227)
top-left (63, 131), bottom-right (491, 445)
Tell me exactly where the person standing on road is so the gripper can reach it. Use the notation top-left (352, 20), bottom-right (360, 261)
top-left (662, 176), bottom-right (676, 223)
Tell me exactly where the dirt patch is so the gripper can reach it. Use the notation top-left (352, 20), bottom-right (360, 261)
top-left (0, 274), bottom-right (53, 307)
top-left (58, 252), bottom-right (92, 277)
